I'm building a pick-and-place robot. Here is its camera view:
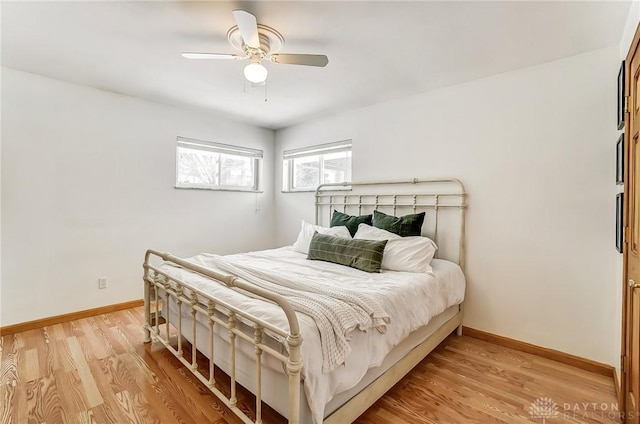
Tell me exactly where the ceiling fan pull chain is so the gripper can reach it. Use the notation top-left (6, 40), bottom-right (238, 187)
top-left (264, 81), bottom-right (268, 102)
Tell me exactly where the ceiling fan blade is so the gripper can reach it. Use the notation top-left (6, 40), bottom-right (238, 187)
top-left (232, 10), bottom-right (260, 49)
top-left (182, 52), bottom-right (241, 60)
top-left (270, 54), bottom-right (329, 67)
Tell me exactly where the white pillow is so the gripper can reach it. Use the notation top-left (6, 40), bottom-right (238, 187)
top-left (354, 223), bottom-right (437, 273)
top-left (292, 220), bottom-right (352, 254)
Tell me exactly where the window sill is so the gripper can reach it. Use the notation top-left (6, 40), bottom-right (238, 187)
top-left (282, 186), bottom-right (352, 193)
top-left (175, 186), bottom-right (263, 193)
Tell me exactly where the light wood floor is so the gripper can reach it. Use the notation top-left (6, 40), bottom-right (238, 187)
top-left (0, 307), bottom-right (620, 424)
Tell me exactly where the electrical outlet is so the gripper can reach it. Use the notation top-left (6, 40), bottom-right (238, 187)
top-left (98, 277), bottom-right (108, 289)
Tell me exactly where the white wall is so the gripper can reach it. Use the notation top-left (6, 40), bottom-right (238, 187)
top-left (274, 47), bottom-right (620, 366)
top-left (1, 68), bottom-right (275, 326)
top-left (0, 66), bottom-right (4, 325)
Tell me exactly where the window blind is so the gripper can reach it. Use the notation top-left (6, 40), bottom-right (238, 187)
top-left (283, 140), bottom-right (352, 160)
top-left (177, 136), bottom-right (263, 159)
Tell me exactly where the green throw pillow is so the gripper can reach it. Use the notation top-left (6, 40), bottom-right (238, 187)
top-left (330, 210), bottom-right (373, 236)
top-left (372, 210), bottom-right (425, 237)
top-left (307, 232), bottom-right (387, 273)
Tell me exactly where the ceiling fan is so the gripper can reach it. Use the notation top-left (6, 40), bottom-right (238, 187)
top-left (182, 10), bottom-right (329, 85)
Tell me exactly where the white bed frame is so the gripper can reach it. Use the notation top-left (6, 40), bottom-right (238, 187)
top-left (142, 178), bottom-right (467, 424)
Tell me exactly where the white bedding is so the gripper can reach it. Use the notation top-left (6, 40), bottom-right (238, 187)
top-left (200, 253), bottom-right (391, 373)
top-left (159, 246), bottom-right (465, 424)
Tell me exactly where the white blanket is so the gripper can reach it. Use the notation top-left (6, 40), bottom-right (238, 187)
top-left (195, 254), bottom-right (390, 373)
top-left (158, 247), bottom-right (465, 424)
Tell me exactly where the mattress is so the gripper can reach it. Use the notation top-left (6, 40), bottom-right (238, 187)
top-left (158, 247), bottom-right (466, 423)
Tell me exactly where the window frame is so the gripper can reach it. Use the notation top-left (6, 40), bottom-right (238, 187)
top-left (282, 140), bottom-right (352, 192)
top-left (175, 136), bottom-right (263, 192)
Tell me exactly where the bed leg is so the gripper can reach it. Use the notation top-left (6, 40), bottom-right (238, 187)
top-left (455, 303), bottom-right (464, 336)
top-left (143, 265), bottom-right (152, 343)
top-left (144, 327), bottom-right (152, 343)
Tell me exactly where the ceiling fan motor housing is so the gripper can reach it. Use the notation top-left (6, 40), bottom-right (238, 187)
top-left (227, 24), bottom-right (284, 57)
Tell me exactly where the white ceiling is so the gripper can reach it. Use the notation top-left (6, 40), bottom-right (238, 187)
top-left (1, 1), bottom-right (631, 129)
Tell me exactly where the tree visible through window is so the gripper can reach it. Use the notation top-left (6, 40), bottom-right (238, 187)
top-left (177, 147), bottom-right (218, 186)
top-left (293, 155), bottom-right (320, 189)
top-left (283, 140), bottom-right (352, 191)
top-left (176, 137), bottom-right (262, 191)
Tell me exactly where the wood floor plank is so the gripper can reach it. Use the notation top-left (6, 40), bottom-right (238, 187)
top-left (0, 380), bottom-right (15, 424)
top-left (54, 369), bottom-right (89, 417)
top-left (66, 336), bottom-right (103, 408)
top-left (7, 334), bottom-right (28, 424)
top-left (22, 349), bottom-right (40, 382)
top-left (0, 334), bottom-right (18, 386)
top-left (114, 389), bottom-right (146, 424)
top-left (40, 327), bottom-right (56, 377)
top-left (61, 321), bottom-right (77, 339)
top-left (1, 307), bottom-right (621, 423)
top-left (90, 402), bottom-right (128, 423)
top-left (48, 324), bottom-right (67, 342)
top-left (24, 374), bottom-right (68, 424)
top-left (93, 318), bottom-right (128, 356)
top-left (76, 408), bottom-right (99, 424)
top-left (53, 338), bottom-right (76, 373)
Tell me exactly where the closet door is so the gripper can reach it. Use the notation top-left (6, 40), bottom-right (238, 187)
top-left (623, 29), bottom-right (640, 423)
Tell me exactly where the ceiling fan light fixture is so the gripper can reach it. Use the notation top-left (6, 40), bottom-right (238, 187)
top-left (244, 62), bottom-right (268, 84)
top-left (182, 10), bottom-right (328, 89)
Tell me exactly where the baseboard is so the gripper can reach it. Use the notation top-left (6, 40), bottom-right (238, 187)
top-left (462, 326), bottom-right (614, 377)
top-left (0, 299), bottom-right (144, 336)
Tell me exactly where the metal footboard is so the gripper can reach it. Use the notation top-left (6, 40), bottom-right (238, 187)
top-left (142, 249), bottom-right (303, 424)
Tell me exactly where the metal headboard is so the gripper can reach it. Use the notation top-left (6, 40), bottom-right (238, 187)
top-left (315, 178), bottom-right (467, 269)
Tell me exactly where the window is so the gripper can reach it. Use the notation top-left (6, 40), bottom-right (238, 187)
top-left (176, 136), bottom-right (262, 191)
top-left (283, 140), bottom-right (352, 192)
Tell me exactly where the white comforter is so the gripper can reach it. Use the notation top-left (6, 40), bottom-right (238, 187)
top-left (198, 253), bottom-right (391, 373)
top-left (159, 247), bottom-right (465, 423)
